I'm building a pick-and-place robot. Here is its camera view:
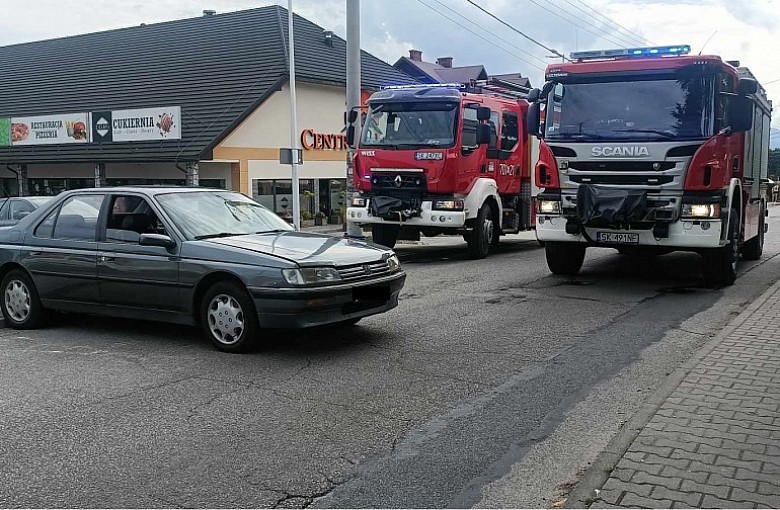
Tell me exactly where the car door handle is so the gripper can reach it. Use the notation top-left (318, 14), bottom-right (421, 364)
top-left (29, 251), bottom-right (42, 256)
top-left (99, 256), bottom-right (115, 262)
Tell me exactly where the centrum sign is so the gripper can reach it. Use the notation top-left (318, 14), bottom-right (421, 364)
top-left (92, 106), bottom-right (181, 143)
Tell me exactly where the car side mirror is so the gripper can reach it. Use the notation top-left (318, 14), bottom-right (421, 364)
top-left (476, 124), bottom-right (491, 145)
top-left (527, 102), bottom-right (541, 138)
top-left (728, 96), bottom-right (753, 133)
top-left (15, 211), bottom-right (30, 220)
top-left (348, 109), bottom-right (359, 123)
top-left (139, 233), bottom-right (176, 248)
top-left (737, 78), bottom-right (758, 96)
top-left (346, 125), bottom-right (356, 147)
top-left (476, 106), bottom-right (491, 121)
top-left (527, 88), bottom-right (541, 103)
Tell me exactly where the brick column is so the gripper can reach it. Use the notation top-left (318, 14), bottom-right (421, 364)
top-left (186, 161), bottom-right (199, 187)
top-left (17, 164), bottom-right (28, 196)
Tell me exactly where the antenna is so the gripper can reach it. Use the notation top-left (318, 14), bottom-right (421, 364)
top-left (698, 30), bottom-right (718, 55)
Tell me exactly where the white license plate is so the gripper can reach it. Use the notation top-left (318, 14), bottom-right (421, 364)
top-left (596, 232), bottom-right (639, 244)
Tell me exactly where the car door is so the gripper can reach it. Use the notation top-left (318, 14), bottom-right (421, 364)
top-left (96, 193), bottom-right (182, 313)
top-left (22, 193), bottom-right (105, 306)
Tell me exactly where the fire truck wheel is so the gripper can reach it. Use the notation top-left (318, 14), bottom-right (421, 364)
top-left (741, 203), bottom-right (765, 261)
top-left (545, 242), bottom-right (586, 276)
top-left (702, 208), bottom-right (739, 286)
top-left (371, 224), bottom-right (399, 249)
top-left (466, 204), bottom-right (494, 259)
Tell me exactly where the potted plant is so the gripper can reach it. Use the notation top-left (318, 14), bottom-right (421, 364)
top-left (314, 211), bottom-right (326, 226)
top-left (330, 207), bottom-right (342, 225)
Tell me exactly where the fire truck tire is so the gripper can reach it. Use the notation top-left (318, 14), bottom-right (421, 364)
top-left (545, 242), bottom-right (586, 276)
top-left (702, 208), bottom-right (739, 286)
top-left (466, 204), bottom-right (495, 259)
top-left (371, 225), bottom-right (399, 249)
top-left (741, 203), bottom-right (764, 261)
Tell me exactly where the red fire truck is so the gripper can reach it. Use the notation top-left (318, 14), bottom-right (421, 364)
top-left (527, 45), bottom-right (773, 285)
top-left (345, 80), bottom-right (538, 259)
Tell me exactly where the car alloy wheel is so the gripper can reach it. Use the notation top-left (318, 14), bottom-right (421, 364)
top-left (4, 279), bottom-right (32, 323)
top-left (207, 293), bottom-right (245, 345)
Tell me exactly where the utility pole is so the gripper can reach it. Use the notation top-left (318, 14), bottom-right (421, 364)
top-left (345, 0), bottom-right (364, 238)
top-left (288, 0), bottom-right (301, 231)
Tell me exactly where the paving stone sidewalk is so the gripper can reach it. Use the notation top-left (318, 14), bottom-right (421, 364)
top-left (575, 281), bottom-right (780, 509)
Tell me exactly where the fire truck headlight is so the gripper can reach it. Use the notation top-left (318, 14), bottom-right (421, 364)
top-left (433, 200), bottom-right (464, 211)
top-left (537, 200), bottom-right (562, 215)
top-left (351, 197), bottom-right (367, 207)
top-left (682, 203), bottom-right (720, 218)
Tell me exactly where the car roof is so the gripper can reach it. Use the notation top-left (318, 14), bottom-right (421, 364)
top-left (60, 186), bottom-right (231, 197)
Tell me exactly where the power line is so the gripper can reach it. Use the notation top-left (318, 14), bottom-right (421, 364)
top-left (764, 78), bottom-right (780, 85)
top-left (415, 0), bottom-right (546, 71)
top-left (566, 0), bottom-right (655, 46)
top-left (464, 0), bottom-right (570, 62)
top-left (429, 0), bottom-right (548, 66)
top-left (552, 0), bottom-right (651, 47)
top-left (512, 0), bottom-right (643, 50)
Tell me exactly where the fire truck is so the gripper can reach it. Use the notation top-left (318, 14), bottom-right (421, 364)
top-left (527, 45), bottom-right (773, 285)
top-left (345, 80), bottom-right (538, 259)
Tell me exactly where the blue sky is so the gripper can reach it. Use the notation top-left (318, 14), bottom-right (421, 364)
top-left (3, 0), bottom-right (779, 146)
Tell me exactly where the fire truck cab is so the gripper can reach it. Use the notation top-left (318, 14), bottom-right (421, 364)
top-left (527, 45), bottom-right (773, 285)
top-left (346, 81), bottom-right (536, 259)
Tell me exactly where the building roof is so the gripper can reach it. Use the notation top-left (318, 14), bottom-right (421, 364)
top-left (0, 6), bottom-right (414, 164)
top-left (393, 56), bottom-right (488, 84)
top-left (490, 73), bottom-right (532, 89)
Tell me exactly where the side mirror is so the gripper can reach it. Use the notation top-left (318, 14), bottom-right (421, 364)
top-left (527, 102), bottom-right (541, 138)
top-left (139, 233), bottom-right (176, 248)
top-left (527, 88), bottom-right (541, 103)
top-left (728, 96), bottom-right (753, 133)
top-left (346, 125), bottom-right (356, 146)
top-left (476, 124), bottom-right (491, 145)
top-left (737, 78), bottom-right (758, 96)
top-left (15, 211), bottom-right (30, 220)
top-left (476, 106), bottom-right (491, 122)
top-left (348, 109), bottom-right (359, 123)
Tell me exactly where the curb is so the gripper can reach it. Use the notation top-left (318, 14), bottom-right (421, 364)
top-left (564, 278), bottom-right (780, 508)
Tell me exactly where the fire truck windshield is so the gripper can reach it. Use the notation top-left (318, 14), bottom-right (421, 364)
top-left (360, 101), bottom-right (458, 149)
top-left (545, 76), bottom-right (716, 142)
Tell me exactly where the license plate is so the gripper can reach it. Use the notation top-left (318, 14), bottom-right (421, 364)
top-left (596, 232), bottom-right (639, 244)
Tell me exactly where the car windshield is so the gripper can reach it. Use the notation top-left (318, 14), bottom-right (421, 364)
top-left (360, 101), bottom-right (458, 148)
top-left (545, 75), bottom-right (716, 142)
top-left (156, 191), bottom-right (294, 240)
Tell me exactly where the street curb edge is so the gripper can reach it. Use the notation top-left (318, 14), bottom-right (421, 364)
top-left (563, 277), bottom-right (780, 508)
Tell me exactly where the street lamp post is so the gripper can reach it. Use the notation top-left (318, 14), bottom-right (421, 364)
top-left (345, 0), bottom-right (364, 238)
top-left (288, 0), bottom-right (301, 231)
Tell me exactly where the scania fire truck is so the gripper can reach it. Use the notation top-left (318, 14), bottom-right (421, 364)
top-left (345, 80), bottom-right (538, 259)
top-left (527, 45), bottom-right (773, 285)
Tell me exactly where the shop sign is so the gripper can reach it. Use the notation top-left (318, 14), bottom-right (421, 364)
top-left (8, 113), bottom-right (90, 146)
top-left (0, 118), bottom-right (9, 147)
top-left (300, 129), bottom-right (348, 151)
top-left (93, 106), bottom-right (181, 143)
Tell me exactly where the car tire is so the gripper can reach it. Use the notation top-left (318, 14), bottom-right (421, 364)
top-left (466, 203), bottom-right (494, 259)
top-left (0, 269), bottom-right (48, 329)
top-left (372, 225), bottom-right (399, 249)
top-left (741, 203), bottom-right (764, 261)
top-left (200, 280), bottom-right (259, 353)
top-left (545, 241), bottom-right (586, 276)
top-left (702, 208), bottom-right (739, 286)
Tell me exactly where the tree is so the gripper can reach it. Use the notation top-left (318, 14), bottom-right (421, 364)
top-left (770, 149), bottom-right (780, 181)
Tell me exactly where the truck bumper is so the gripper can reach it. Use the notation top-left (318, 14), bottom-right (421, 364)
top-left (347, 202), bottom-right (466, 228)
top-left (536, 216), bottom-right (725, 249)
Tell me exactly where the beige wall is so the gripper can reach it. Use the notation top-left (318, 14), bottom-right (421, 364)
top-left (214, 82), bottom-right (350, 195)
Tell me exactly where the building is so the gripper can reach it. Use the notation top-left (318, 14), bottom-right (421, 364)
top-left (0, 6), bottom-right (413, 222)
top-left (393, 50), bottom-right (531, 91)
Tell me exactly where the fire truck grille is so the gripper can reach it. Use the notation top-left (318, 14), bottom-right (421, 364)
top-left (371, 173), bottom-right (426, 195)
top-left (570, 174), bottom-right (674, 186)
top-left (568, 161), bottom-right (676, 172)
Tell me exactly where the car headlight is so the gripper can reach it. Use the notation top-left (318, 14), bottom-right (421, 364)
top-left (282, 267), bottom-right (342, 285)
top-left (387, 254), bottom-right (401, 272)
top-left (433, 199), bottom-right (464, 211)
top-left (351, 197), bottom-right (367, 207)
top-left (682, 203), bottom-right (720, 218)
top-left (537, 200), bottom-right (561, 214)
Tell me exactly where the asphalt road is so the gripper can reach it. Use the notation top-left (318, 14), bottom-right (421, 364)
top-left (1, 208), bottom-right (779, 508)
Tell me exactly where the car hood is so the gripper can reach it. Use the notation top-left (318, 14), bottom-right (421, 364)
top-left (205, 232), bottom-right (390, 266)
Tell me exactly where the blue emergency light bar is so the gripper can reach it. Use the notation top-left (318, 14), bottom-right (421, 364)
top-left (570, 45), bottom-right (691, 61)
top-left (381, 82), bottom-right (466, 90)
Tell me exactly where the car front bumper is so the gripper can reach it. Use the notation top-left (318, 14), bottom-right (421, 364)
top-left (247, 272), bottom-right (406, 328)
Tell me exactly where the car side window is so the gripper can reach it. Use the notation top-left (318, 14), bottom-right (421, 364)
top-left (52, 195), bottom-right (104, 241)
top-left (35, 208), bottom-right (58, 238)
top-left (105, 195), bottom-right (168, 244)
top-left (0, 199), bottom-right (9, 221)
top-left (10, 200), bottom-right (36, 221)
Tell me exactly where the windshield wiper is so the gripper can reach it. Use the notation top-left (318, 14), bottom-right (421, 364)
top-left (194, 232), bottom-right (246, 240)
top-left (254, 229), bottom-right (291, 235)
top-left (613, 129), bottom-right (676, 139)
